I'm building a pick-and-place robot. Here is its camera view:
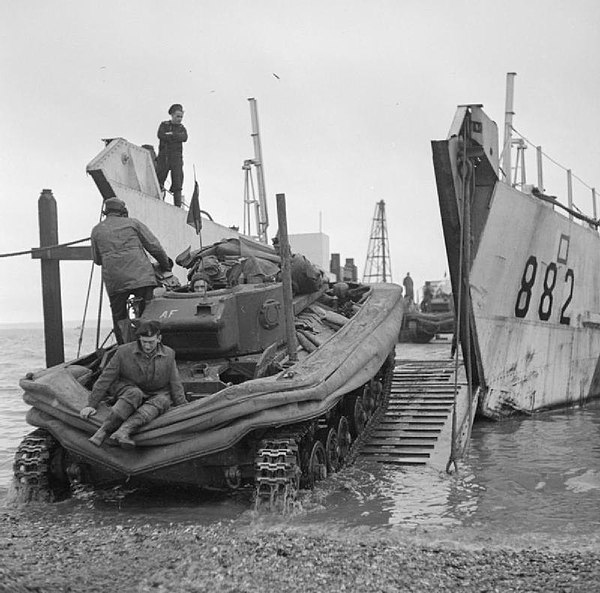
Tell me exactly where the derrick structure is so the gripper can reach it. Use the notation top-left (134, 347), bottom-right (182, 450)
top-left (362, 200), bottom-right (392, 283)
top-left (242, 98), bottom-right (269, 244)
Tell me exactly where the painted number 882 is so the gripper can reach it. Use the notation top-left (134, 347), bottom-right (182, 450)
top-left (514, 255), bottom-right (574, 325)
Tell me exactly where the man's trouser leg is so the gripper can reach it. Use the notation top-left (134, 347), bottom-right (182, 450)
top-left (109, 287), bottom-right (154, 343)
top-left (112, 395), bottom-right (170, 448)
top-left (130, 286), bottom-right (155, 317)
top-left (88, 396), bottom-right (137, 447)
top-left (108, 291), bottom-right (129, 345)
top-left (156, 153), bottom-right (169, 193)
top-left (170, 155), bottom-right (183, 207)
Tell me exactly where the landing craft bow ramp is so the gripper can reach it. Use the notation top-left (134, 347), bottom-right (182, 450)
top-left (357, 345), bottom-right (476, 470)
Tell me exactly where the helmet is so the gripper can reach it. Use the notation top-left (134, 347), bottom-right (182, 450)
top-left (103, 198), bottom-right (128, 216)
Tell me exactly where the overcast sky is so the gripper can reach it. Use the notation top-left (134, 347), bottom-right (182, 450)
top-left (1, 0), bottom-right (599, 324)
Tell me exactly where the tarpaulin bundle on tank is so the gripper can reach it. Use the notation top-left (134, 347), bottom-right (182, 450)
top-left (176, 236), bottom-right (324, 296)
top-left (404, 310), bottom-right (455, 334)
top-left (176, 237), bottom-right (281, 268)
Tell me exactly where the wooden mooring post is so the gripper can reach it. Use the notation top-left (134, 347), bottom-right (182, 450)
top-left (276, 193), bottom-right (298, 363)
top-left (32, 189), bottom-right (92, 367)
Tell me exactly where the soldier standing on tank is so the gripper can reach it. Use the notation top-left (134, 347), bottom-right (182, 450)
top-left (156, 103), bottom-right (187, 207)
top-left (403, 272), bottom-right (414, 303)
top-left (91, 198), bottom-right (173, 344)
top-left (80, 320), bottom-right (187, 447)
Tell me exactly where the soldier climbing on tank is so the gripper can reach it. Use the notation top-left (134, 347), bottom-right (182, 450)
top-left (156, 103), bottom-right (187, 207)
top-left (403, 272), bottom-right (414, 303)
top-left (91, 197), bottom-right (174, 344)
top-left (80, 320), bottom-right (187, 448)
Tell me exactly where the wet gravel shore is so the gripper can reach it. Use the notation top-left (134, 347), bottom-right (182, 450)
top-left (2, 508), bottom-right (600, 593)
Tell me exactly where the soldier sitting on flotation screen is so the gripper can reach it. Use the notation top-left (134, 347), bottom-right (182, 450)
top-left (91, 197), bottom-right (173, 344)
top-left (80, 320), bottom-right (187, 448)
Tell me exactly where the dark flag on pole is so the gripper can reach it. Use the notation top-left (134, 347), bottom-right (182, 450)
top-left (186, 180), bottom-right (202, 234)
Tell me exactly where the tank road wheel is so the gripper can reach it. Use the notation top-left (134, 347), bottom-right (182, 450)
top-left (303, 441), bottom-right (328, 489)
top-left (336, 416), bottom-right (352, 463)
top-left (13, 429), bottom-right (70, 502)
top-left (370, 378), bottom-right (384, 408)
top-left (362, 384), bottom-right (376, 418)
top-left (317, 427), bottom-right (340, 472)
top-left (351, 395), bottom-right (367, 437)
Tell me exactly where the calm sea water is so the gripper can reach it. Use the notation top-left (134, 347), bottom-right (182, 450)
top-left (1, 326), bottom-right (599, 536)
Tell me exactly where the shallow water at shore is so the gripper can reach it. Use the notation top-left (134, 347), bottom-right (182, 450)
top-left (1, 327), bottom-right (599, 537)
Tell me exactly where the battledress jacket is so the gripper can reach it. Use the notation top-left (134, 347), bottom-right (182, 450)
top-left (157, 121), bottom-right (188, 156)
top-left (91, 214), bottom-right (171, 296)
top-left (88, 341), bottom-right (186, 409)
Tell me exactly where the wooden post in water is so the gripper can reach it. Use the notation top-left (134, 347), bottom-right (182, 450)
top-left (38, 189), bottom-right (65, 367)
top-left (276, 193), bottom-right (298, 363)
top-left (33, 189), bottom-right (93, 367)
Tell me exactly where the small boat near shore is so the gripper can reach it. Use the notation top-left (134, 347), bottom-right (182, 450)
top-left (432, 74), bottom-right (600, 419)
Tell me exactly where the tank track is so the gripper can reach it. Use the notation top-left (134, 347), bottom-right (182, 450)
top-left (254, 351), bottom-right (395, 511)
top-left (254, 424), bottom-right (310, 512)
top-left (13, 428), bottom-right (66, 502)
top-left (347, 350), bottom-right (395, 463)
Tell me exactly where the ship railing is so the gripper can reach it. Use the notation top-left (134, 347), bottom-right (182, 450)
top-left (506, 126), bottom-right (599, 230)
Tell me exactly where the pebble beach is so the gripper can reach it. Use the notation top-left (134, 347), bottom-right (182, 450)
top-left (2, 505), bottom-right (600, 593)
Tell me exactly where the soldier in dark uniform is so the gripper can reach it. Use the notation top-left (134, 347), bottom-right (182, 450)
top-left (90, 198), bottom-right (172, 344)
top-left (80, 320), bottom-right (186, 447)
top-left (156, 103), bottom-right (188, 207)
top-left (403, 272), bottom-right (414, 303)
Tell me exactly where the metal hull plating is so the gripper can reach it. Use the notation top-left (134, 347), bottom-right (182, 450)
top-left (471, 182), bottom-right (600, 417)
top-left (433, 104), bottom-right (600, 419)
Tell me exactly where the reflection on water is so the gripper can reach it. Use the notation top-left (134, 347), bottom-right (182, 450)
top-left (298, 403), bottom-right (600, 534)
top-left (1, 327), bottom-right (600, 537)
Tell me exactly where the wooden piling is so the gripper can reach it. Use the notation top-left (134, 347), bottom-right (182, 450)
top-left (38, 189), bottom-right (65, 367)
top-left (276, 193), bottom-right (298, 363)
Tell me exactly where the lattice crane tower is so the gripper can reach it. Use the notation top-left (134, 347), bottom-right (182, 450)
top-left (362, 200), bottom-right (392, 283)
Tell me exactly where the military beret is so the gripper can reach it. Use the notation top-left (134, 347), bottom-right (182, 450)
top-left (134, 319), bottom-right (161, 337)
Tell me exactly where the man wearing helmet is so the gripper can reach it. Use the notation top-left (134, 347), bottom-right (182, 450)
top-left (80, 319), bottom-right (186, 447)
top-left (156, 103), bottom-right (187, 207)
top-left (91, 198), bottom-right (173, 344)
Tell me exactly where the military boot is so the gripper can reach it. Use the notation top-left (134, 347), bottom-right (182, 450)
top-left (89, 427), bottom-right (110, 447)
top-left (89, 413), bottom-right (122, 447)
top-left (110, 412), bottom-right (146, 449)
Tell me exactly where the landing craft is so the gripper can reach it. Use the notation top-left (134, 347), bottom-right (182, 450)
top-left (399, 278), bottom-right (455, 343)
top-left (13, 106), bottom-right (403, 507)
top-left (432, 73), bottom-right (600, 418)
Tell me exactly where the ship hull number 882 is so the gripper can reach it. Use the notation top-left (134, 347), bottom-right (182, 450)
top-left (514, 255), bottom-right (574, 325)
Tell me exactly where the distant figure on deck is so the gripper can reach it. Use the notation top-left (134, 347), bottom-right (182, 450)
top-left (156, 103), bottom-right (188, 207)
top-left (421, 281), bottom-right (433, 312)
top-left (403, 272), bottom-right (414, 302)
top-left (81, 320), bottom-right (186, 448)
top-left (91, 198), bottom-right (173, 344)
